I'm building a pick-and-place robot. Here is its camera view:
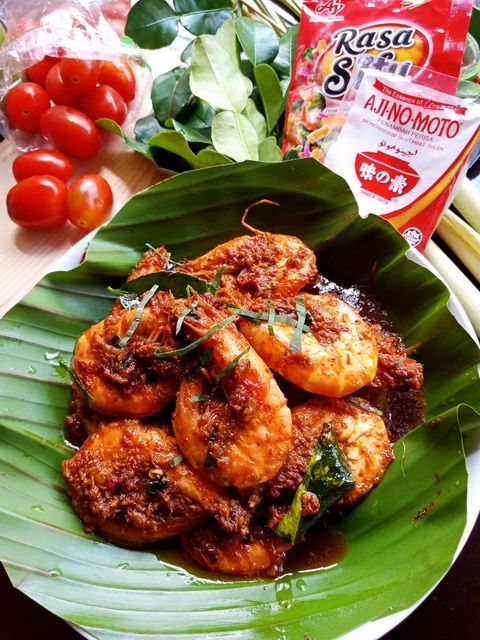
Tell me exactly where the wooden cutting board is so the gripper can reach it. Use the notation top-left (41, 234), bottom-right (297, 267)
top-left (0, 137), bottom-right (165, 316)
top-left (0, 38), bottom-right (188, 318)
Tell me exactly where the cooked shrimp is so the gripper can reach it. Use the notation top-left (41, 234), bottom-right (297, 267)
top-left (290, 396), bottom-right (393, 506)
top-left (369, 324), bottom-right (424, 389)
top-left (172, 298), bottom-right (293, 488)
top-left (238, 292), bottom-right (378, 397)
top-left (182, 524), bottom-right (291, 577)
top-left (126, 245), bottom-right (171, 282)
top-left (62, 420), bottom-right (249, 546)
top-left (72, 291), bottom-right (182, 416)
top-left (64, 386), bottom-right (109, 447)
top-left (180, 232), bottom-right (318, 299)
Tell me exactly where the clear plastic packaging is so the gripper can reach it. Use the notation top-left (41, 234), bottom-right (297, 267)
top-left (0, 0), bottom-right (148, 151)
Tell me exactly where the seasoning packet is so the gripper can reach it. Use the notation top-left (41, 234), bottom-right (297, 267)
top-left (322, 60), bottom-right (480, 251)
top-left (283, 0), bottom-right (474, 158)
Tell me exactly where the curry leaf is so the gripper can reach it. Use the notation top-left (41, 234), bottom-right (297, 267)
top-left (214, 19), bottom-right (253, 97)
top-left (148, 131), bottom-right (198, 167)
top-left (190, 35), bottom-right (251, 112)
top-left (254, 63), bottom-right (285, 133)
top-left (235, 17), bottom-right (279, 66)
top-left (185, 100), bottom-right (217, 129)
top-left (125, 0), bottom-right (179, 49)
top-left (95, 118), bottom-right (153, 159)
top-left (258, 136), bottom-right (283, 162)
top-left (174, 0), bottom-right (232, 36)
top-left (167, 119), bottom-right (212, 144)
top-left (272, 24), bottom-right (299, 80)
top-left (134, 114), bottom-right (164, 144)
top-left (211, 111), bottom-right (259, 161)
top-left (196, 148), bottom-right (233, 167)
top-left (242, 98), bottom-right (267, 142)
top-left (151, 67), bottom-right (191, 122)
top-left (180, 40), bottom-right (195, 64)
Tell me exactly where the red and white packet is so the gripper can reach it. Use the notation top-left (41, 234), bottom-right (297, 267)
top-left (322, 64), bottom-right (480, 251)
top-left (283, 0), bottom-right (474, 158)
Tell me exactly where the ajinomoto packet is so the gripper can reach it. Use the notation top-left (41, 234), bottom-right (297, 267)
top-left (283, 0), bottom-right (474, 158)
top-left (322, 62), bottom-right (480, 251)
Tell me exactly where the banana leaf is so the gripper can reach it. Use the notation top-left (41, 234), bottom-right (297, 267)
top-left (1, 158), bottom-right (479, 640)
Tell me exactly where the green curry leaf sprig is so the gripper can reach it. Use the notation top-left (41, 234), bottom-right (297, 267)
top-left (102, 1), bottom-right (298, 171)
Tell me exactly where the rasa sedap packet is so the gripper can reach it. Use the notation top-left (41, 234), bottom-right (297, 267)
top-left (282, 0), bottom-right (474, 159)
top-left (323, 67), bottom-right (480, 251)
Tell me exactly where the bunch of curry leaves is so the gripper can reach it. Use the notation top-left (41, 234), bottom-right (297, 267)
top-left (98, 0), bottom-right (298, 171)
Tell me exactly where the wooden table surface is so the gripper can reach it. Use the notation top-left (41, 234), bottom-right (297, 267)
top-left (0, 34), bottom-right (479, 640)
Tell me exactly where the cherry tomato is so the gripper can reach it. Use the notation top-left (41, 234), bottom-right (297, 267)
top-left (12, 149), bottom-right (73, 182)
top-left (5, 83), bottom-right (51, 132)
top-left (40, 106), bottom-right (100, 159)
top-left (67, 174), bottom-right (113, 230)
top-left (82, 85), bottom-right (127, 125)
top-left (45, 63), bottom-right (80, 107)
top-left (99, 60), bottom-right (136, 102)
top-left (7, 176), bottom-right (68, 230)
top-left (59, 58), bottom-right (102, 96)
top-left (25, 56), bottom-right (57, 86)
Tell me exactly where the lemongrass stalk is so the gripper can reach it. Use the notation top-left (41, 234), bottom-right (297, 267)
top-left (453, 178), bottom-right (480, 233)
top-left (240, 0), bottom-right (287, 32)
top-left (278, 0), bottom-right (302, 15)
top-left (424, 240), bottom-right (480, 336)
top-left (436, 209), bottom-right (480, 282)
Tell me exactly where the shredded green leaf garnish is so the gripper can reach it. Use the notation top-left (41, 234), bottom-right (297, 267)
top-left (267, 304), bottom-right (275, 336)
top-left (119, 271), bottom-right (208, 298)
top-left (107, 286), bottom-right (128, 295)
top-left (290, 296), bottom-right (306, 353)
top-left (155, 315), bottom-right (236, 358)
top-left (169, 454), bottom-right (183, 467)
top-left (145, 243), bottom-right (183, 265)
top-left (213, 347), bottom-right (250, 388)
top-left (228, 305), bottom-right (310, 332)
top-left (208, 266), bottom-right (225, 294)
top-left (106, 288), bottom-right (140, 310)
top-left (119, 285), bottom-right (158, 347)
top-left (175, 301), bottom-right (198, 335)
top-left (184, 347), bottom-right (214, 380)
top-left (190, 394), bottom-right (209, 403)
top-left (347, 397), bottom-right (384, 416)
top-left (145, 242), bottom-right (163, 257)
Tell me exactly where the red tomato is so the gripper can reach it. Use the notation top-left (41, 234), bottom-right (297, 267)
top-left (82, 85), bottom-right (127, 125)
top-left (99, 60), bottom-right (136, 102)
top-left (25, 56), bottom-right (57, 86)
top-left (12, 149), bottom-right (73, 182)
top-left (45, 63), bottom-right (80, 107)
top-left (67, 174), bottom-right (113, 230)
top-left (40, 106), bottom-right (100, 159)
top-left (6, 176), bottom-right (68, 230)
top-left (5, 83), bottom-right (51, 133)
top-left (59, 58), bottom-right (102, 96)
